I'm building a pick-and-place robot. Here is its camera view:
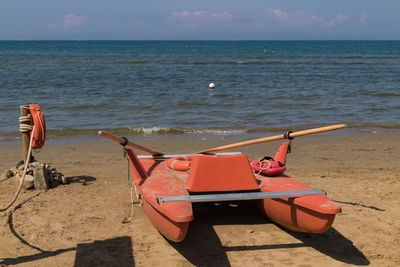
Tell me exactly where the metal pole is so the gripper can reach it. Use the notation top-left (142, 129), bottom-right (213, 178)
top-left (157, 189), bottom-right (326, 204)
top-left (137, 152), bottom-right (242, 159)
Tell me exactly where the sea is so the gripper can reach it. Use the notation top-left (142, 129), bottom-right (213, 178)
top-left (0, 40), bottom-right (399, 144)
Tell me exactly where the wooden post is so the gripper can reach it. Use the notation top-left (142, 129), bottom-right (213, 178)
top-left (20, 105), bottom-right (31, 163)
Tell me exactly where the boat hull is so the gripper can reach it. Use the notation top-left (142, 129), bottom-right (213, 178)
top-left (126, 149), bottom-right (341, 242)
top-left (257, 176), bottom-right (341, 233)
top-left (257, 198), bottom-right (337, 233)
top-left (125, 149), bottom-right (193, 242)
top-left (142, 199), bottom-right (189, 242)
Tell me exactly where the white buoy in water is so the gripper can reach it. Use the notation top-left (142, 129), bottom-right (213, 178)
top-left (209, 83), bottom-right (215, 90)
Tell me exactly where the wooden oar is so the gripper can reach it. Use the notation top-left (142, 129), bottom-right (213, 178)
top-left (195, 124), bottom-right (346, 154)
top-left (98, 131), bottom-right (162, 155)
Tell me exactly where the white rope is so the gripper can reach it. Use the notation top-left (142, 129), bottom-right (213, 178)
top-left (123, 181), bottom-right (140, 223)
top-left (35, 110), bottom-right (45, 146)
top-left (0, 127), bottom-right (35, 212)
top-left (124, 158), bottom-right (141, 223)
top-left (19, 114), bottom-right (33, 132)
top-left (126, 183), bottom-right (136, 222)
top-left (32, 113), bottom-right (44, 153)
top-left (256, 158), bottom-right (271, 175)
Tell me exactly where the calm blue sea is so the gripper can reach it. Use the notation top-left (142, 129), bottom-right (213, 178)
top-left (0, 41), bottom-right (399, 142)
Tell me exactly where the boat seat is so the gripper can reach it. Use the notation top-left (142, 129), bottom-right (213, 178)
top-left (185, 154), bottom-right (260, 192)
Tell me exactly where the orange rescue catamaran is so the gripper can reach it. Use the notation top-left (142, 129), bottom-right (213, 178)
top-left (99, 124), bottom-right (345, 242)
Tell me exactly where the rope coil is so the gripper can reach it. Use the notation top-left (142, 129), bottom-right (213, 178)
top-left (255, 158), bottom-right (272, 175)
top-left (19, 114), bottom-right (33, 133)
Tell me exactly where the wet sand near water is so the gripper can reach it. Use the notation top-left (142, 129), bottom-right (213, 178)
top-left (1, 134), bottom-right (399, 266)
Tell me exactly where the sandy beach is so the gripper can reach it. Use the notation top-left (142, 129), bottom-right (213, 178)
top-left (1, 133), bottom-right (399, 266)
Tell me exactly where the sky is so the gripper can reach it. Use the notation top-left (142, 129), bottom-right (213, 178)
top-left (1, 0), bottom-right (399, 40)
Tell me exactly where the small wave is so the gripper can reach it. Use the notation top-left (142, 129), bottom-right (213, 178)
top-left (43, 127), bottom-right (247, 136)
top-left (246, 125), bottom-right (328, 134)
top-left (340, 56), bottom-right (400, 60)
top-left (350, 123), bottom-right (400, 129)
top-left (123, 60), bottom-right (151, 65)
top-left (361, 91), bottom-right (400, 98)
top-left (375, 92), bottom-right (400, 98)
top-left (127, 127), bottom-right (181, 134)
top-left (309, 61), bottom-right (373, 66)
top-left (127, 127), bottom-right (247, 135)
top-left (1, 124), bottom-right (399, 141)
top-left (343, 62), bottom-right (373, 65)
top-left (187, 129), bottom-right (246, 135)
top-left (168, 60), bottom-right (282, 65)
top-left (0, 136), bottom-right (21, 142)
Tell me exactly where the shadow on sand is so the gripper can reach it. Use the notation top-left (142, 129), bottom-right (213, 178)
top-left (0, 235), bottom-right (134, 266)
top-left (2, 210), bottom-right (133, 267)
top-left (0, 181), bottom-right (134, 267)
top-left (333, 199), bottom-right (386, 212)
top-left (170, 202), bottom-right (370, 266)
top-left (73, 236), bottom-right (134, 267)
top-left (65, 175), bottom-right (97, 184)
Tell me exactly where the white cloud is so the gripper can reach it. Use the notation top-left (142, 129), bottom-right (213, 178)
top-left (324, 14), bottom-right (349, 28)
top-left (261, 9), bottom-right (322, 27)
top-left (168, 11), bottom-right (240, 30)
top-left (360, 13), bottom-right (370, 24)
top-left (169, 11), bottom-right (238, 22)
top-left (63, 14), bottom-right (88, 29)
top-left (268, 9), bottom-right (290, 22)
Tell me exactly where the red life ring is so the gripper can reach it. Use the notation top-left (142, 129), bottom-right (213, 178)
top-left (165, 156), bottom-right (196, 171)
top-left (28, 104), bottom-right (46, 149)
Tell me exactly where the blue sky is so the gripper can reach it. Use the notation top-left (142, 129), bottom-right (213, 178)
top-left (1, 0), bottom-right (399, 40)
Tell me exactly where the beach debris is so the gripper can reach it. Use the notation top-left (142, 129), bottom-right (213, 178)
top-left (2, 162), bottom-right (66, 190)
top-left (33, 164), bottom-right (50, 190)
top-left (1, 104), bottom-right (52, 212)
top-left (21, 174), bottom-right (34, 190)
top-left (1, 169), bottom-right (15, 182)
top-left (209, 82), bottom-right (215, 90)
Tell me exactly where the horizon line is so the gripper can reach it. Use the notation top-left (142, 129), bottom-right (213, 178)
top-left (1, 39), bottom-right (400, 42)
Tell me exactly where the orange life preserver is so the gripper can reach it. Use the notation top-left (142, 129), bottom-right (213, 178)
top-left (165, 156), bottom-right (196, 171)
top-left (28, 104), bottom-right (46, 149)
